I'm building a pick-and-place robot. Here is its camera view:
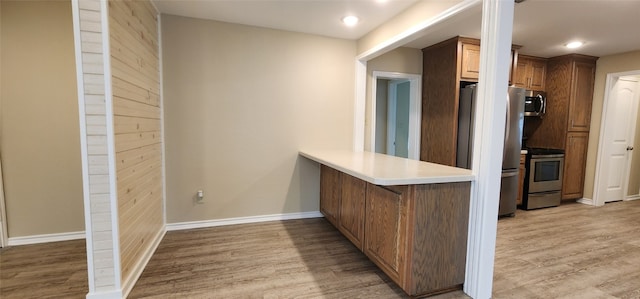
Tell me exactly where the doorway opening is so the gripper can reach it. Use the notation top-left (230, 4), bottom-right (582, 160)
top-left (593, 70), bottom-right (640, 206)
top-left (370, 71), bottom-right (421, 160)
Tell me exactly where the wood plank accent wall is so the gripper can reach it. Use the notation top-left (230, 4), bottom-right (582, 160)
top-left (107, 0), bottom-right (164, 289)
top-left (75, 0), bottom-right (119, 293)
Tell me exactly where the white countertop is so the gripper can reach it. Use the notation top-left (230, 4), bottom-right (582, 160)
top-left (300, 150), bottom-right (475, 186)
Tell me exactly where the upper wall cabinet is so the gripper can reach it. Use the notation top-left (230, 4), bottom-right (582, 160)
top-left (460, 42), bottom-right (481, 81)
top-left (514, 55), bottom-right (548, 91)
top-left (567, 60), bottom-right (597, 132)
top-left (527, 54), bottom-right (598, 149)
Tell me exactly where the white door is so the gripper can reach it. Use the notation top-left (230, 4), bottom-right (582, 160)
top-left (599, 76), bottom-right (640, 203)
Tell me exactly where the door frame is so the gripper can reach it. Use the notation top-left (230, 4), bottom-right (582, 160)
top-left (386, 79), bottom-right (411, 156)
top-left (593, 70), bottom-right (640, 206)
top-left (370, 71), bottom-right (421, 160)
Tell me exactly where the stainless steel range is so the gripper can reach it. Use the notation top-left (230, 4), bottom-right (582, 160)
top-left (522, 148), bottom-right (564, 210)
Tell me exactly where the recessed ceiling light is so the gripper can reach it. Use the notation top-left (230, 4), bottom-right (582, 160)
top-left (565, 41), bottom-right (584, 49)
top-left (342, 16), bottom-right (359, 27)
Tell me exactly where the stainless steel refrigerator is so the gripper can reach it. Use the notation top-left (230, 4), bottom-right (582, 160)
top-left (457, 84), bottom-right (525, 216)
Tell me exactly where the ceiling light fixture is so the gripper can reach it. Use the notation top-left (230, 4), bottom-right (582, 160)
top-left (342, 15), bottom-right (359, 27)
top-left (565, 41), bottom-right (584, 49)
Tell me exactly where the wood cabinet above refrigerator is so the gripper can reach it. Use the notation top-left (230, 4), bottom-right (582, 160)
top-left (420, 36), bottom-right (520, 166)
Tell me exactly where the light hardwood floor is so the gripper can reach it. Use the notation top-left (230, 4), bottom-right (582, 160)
top-left (0, 238), bottom-right (88, 298)
top-left (1, 200), bottom-right (639, 298)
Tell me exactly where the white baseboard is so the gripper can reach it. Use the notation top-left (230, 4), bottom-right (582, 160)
top-left (85, 289), bottom-right (123, 299)
top-left (624, 195), bottom-right (640, 201)
top-left (166, 211), bottom-right (324, 231)
top-left (121, 227), bottom-right (166, 298)
top-left (7, 231), bottom-right (85, 246)
top-left (576, 198), bottom-right (595, 206)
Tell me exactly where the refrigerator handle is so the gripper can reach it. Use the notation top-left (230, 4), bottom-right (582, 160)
top-left (501, 171), bottom-right (518, 178)
top-left (505, 93), bottom-right (511, 148)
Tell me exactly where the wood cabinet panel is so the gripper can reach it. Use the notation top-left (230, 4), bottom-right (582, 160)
top-left (513, 59), bottom-right (529, 88)
top-left (320, 165), bottom-right (341, 227)
top-left (562, 132), bottom-right (589, 199)
top-left (339, 175), bottom-right (366, 250)
top-left (421, 36), bottom-right (520, 166)
top-left (408, 182), bottom-right (470, 294)
top-left (319, 166), bottom-right (472, 297)
top-left (529, 59), bottom-right (547, 91)
top-left (460, 43), bottom-right (480, 81)
top-left (421, 38), bottom-right (459, 166)
top-left (364, 184), bottom-right (407, 284)
top-left (513, 55), bottom-right (547, 91)
top-left (526, 54), bottom-right (597, 150)
top-left (568, 61), bottom-right (596, 132)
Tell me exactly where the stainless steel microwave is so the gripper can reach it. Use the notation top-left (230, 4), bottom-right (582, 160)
top-left (524, 90), bottom-right (546, 117)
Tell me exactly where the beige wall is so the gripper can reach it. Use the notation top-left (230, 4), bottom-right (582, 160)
top-left (365, 47), bottom-right (422, 151)
top-left (584, 50), bottom-right (640, 199)
top-left (161, 15), bottom-right (355, 223)
top-left (356, 0), bottom-right (461, 55)
top-left (0, 0), bottom-right (84, 237)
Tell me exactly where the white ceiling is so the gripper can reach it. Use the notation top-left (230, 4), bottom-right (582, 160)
top-left (153, 0), bottom-right (640, 58)
top-left (152, 0), bottom-right (421, 40)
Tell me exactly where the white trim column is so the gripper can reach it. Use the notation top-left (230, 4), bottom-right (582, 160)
top-left (71, 0), bottom-right (123, 298)
top-left (464, 0), bottom-right (515, 298)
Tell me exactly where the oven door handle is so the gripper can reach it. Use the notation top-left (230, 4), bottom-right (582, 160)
top-left (531, 154), bottom-right (565, 159)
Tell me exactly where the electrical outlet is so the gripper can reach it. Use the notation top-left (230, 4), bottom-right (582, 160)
top-left (194, 190), bottom-right (204, 204)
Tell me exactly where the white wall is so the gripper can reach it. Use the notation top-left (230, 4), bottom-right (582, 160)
top-left (161, 15), bottom-right (356, 223)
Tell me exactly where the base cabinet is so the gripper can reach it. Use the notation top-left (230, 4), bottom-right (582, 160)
top-left (339, 174), bottom-right (366, 250)
top-left (319, 165), bottom-right (340, 226)
top-left (320, 166), bottom-right (471, 296)
top-left (365, 185), bottom-right (407, 284)
top-left (562, 132), bottom-right (589, 199)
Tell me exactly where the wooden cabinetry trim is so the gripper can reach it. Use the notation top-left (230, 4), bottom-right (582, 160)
top-left (514, 55), bottom-right (548, 91)
top-left (339, 175), bottom-right (366, 250)
top-left (406, 182), bottom-right (470, 294)
top-left (421, 36), bottom-right (521, 166)
top-left (562, 132), bottom-right (590, 199)
top-left (320, 164), bottom-right (471, 296)
top-left (319, 165), bottom-right (341, 227)
top-left (364, 184), bottom-right (408, 285)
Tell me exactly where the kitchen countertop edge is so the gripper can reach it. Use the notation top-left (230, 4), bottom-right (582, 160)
top-left (300, 150), bottom-right (475, 186)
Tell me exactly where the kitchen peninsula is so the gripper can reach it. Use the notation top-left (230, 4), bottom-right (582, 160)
top-left (300, 150), bottom-right (475, 297)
